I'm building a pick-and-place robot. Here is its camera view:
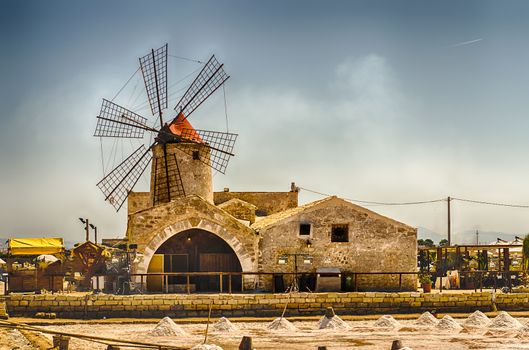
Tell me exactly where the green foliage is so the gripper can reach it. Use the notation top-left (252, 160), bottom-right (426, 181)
top-left (439, 239), bottom-right (449, 247)
top-left (419, 272), bottom-right (432, 285)
top-left (523, 234), bottom-right (529, 271)
top-left (418, 239), bottom-right (435, 247)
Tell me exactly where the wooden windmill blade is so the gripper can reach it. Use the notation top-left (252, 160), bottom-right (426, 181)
top-left (139, 44), bottom-right (168, 121)
top-left (94, 99), bottom-right (149, 138)
top-left (180, 128), bottom-right (238, 174)
top-left (151, 145), bottom-right (186, 206)
top-left (172, 55), bottom-right (229, 122)
top-left (97, 144), bottom-right (153, 211)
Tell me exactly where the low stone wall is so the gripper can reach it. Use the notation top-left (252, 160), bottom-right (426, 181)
top-left (5, 292), bottom-right (528, 319)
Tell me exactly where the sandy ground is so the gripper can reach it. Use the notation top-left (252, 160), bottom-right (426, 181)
top-left (0, 315), bottom-right (528, 350)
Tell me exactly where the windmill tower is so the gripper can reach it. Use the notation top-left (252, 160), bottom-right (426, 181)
top-left (94, 44), bottom-right (236, 211)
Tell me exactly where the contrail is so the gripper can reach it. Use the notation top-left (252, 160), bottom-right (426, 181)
top-left (448, 38), bottom-right (483, 48)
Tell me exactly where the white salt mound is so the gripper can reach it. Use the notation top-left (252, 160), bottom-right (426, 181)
top-left (374, 315), bottom-right (401, 328)
top-left (190, 344), bottom-right (223, 350)
top-left (517, 325), bottom-right (529, 337)
top-left (212, 317), bottom-right (238, 332)
top-left (436, 315), bottom-right (462, 331)
top-left (489, 311), bottom-right (523, 328)
top-left (268, 317), bottom-right (298, 331)
top-left (149, 316), bottom-right (187, 336)
top-left (463, 310), bottom-right (490, 327)
top-left (414, 312), bottom-right (438, 326)
top-left (317, 315), bottom-right (351, 330)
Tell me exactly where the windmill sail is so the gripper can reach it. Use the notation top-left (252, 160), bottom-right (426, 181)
top-left (97, 145), bottom-right (152, 211)
top-left (139, 44), bottom-right (168, 118)
top-left (95, 45), bottom-right (237, 212)
top-left (173, 55), bottom-right (229, 120)
top-left (180, 129), bottom-right (237, 174)
top-left (151, 146), bottom-right (186, 206)
top-left (94, 99), bottom-right (148, 138)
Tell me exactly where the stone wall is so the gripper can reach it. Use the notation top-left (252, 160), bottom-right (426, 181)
top-left (218, 199), bottom-right (257, 224)
top-left (255, 197), bottom-right (417, 291)
top-left (6, 291), bottom-right (526, 318)
top-left (128, 192), bottom-right (152, 215)
top-left (151, 143), bottom-right (213, 205)
top-left (214, 190), bottom-right (298, 216)
top-left (128, 195), bottom-right (259, 276)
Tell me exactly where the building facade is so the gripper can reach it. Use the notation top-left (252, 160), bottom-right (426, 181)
top-left (122, 143), bottom-right (417, 292)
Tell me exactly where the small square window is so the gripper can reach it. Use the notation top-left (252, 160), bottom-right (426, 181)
top-left (299, 223), bottom-right (311, 236)
top-left (331, 224), bottom-right (349, 242)
top-left (192, 151), bottom-right (200, 160)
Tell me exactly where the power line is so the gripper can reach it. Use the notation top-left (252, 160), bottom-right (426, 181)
top-left (299, 186), bottom-right (529, 209)
top-left (452, 197), bottom-right (529, 209)
top-left (298, 186), bottom-right (445, 206)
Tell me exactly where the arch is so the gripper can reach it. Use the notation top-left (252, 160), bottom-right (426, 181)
top-left (136, 218), bottom-right (254, 275)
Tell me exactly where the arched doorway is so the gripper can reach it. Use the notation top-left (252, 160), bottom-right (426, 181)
top-left (147, 229), bottom-right (242, 292)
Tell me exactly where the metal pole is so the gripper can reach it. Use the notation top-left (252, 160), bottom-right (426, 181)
top-left (85, 219), bottom-right (90, 242)
top-left (447, 197), bottom-right (451, 246)
top-left (94, 227), bottom-right (98, 244)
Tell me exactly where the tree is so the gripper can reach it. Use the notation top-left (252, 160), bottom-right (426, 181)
top-left (424, 239), bottom-right (434, 247)
top-left (439, 239), bottom-right (449, 247)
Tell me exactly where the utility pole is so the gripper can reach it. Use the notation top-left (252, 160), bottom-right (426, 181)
top-left (79, 218), bottom-right (90, 242)
top-left (447, 196), bottom-right (451, 246)
top-left (476, 230), bottom-right (479, 245)
top-left (90, 224), bottom-right (98, 244)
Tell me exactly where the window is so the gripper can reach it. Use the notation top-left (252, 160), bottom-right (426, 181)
top-left (192, 151), bottom-right (200, 160)
top-left (299, 223), bottom-right (311, 236)
top-left (331, 224), bottom-right (349, 242)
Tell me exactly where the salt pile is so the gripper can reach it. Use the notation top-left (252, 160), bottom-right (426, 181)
top-left (374, 315), bottom-right (401, 328)
top-left (488, 311), bottom-right (522, 329)
top-left (414, 311), bottom-right (438, 326)
top-left (149, 316), bottom-right (187, 336)
top-left (268, 317), bottom-right (298, 331)
top-left (317, 315), bottom-right (351, 330)
top-left (212, 317), bottom-right (238, 332)
top-left (516, 325), bottom-right (529, 338)
top-left (436, 315), bottom-right (462, 331)
top-left (190, 345), bottom-right (223, 350)
top-left (463, 310), bottom-right (490, 327)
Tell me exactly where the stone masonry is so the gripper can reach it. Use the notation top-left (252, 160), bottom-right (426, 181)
top-left (6, 291), bottom-right (525, 319)
top-left (254, 196), bottom-right (417, 291)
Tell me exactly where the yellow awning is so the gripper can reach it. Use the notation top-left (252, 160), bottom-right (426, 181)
top-left (8, 237), bottom-right (64, 256)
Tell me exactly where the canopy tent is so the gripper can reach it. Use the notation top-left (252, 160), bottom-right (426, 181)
top-left (8, 238), bottom-right (64, 256)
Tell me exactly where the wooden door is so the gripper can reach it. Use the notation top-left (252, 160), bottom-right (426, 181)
top-left (199, 253), bottom-right (239, 291)
top-left (147, 254), bottom-right (163, 292)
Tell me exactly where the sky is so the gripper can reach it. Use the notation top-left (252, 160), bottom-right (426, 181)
top-left (1, 0), bottom-right (529, 244)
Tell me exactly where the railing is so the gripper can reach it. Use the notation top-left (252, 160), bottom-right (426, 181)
top-left (4, 270), bottom-right (525, 295)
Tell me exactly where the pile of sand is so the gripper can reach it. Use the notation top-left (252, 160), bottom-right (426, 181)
top-left (268, 317), bottom-right (298, 331)
top-left (374, 315), bottom-right (401, 328)
top-left (436, 315), bottom-right (462, 331)
top-left (190, 344), bottom-right (223, 350)
top-left (149, 317), bottom-right (187, 336)
top-left (463, 310), bottom-right (490, 327)
top-left (317, 315), bottom-right (351, 330)
top-left (212, 317), bottom-right (239, 332)
top-left (488, 311), bottom-right (522, 329)
top-left (414, 312), bottom-right (438, 326)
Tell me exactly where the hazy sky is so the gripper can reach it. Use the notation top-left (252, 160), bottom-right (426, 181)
top-left (1, 0), bottom-right (529, 243)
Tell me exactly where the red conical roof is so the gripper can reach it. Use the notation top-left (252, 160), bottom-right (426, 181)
top-left (168, 113), bottom-right (203, 143)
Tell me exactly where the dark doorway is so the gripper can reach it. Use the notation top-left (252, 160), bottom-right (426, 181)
top-left (153, 229), bottom-right (242, 292)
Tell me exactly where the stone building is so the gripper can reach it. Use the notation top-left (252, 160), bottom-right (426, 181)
top-left (119, 142), bottom-right (417, 292)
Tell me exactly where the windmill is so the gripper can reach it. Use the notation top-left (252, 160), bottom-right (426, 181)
top-left (94, 44), bottom-right (237, 211)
